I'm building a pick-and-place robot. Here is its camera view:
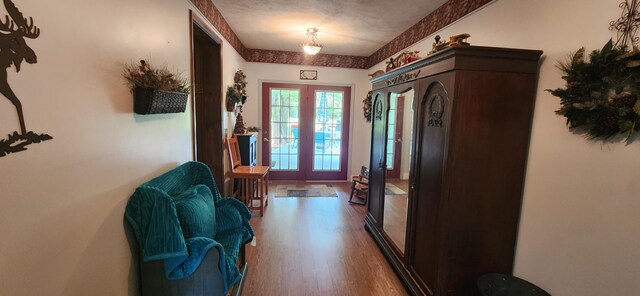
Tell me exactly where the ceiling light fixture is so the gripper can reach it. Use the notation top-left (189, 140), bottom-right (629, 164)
top-left (302, 28), bottom-right (323, 55)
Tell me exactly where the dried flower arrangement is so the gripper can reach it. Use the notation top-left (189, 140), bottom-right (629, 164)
top-left (226, 69), bottom-right (248, 111)
top-left (123, 60), bottom-right (189, 93)
top-left (123, 60), bottom-right (190, 114)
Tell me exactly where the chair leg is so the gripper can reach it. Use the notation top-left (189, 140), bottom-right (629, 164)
top-left (265, 174), bottom-right (269, 208)
top-left (348, 186), bottom-right (366, 205)
top-left (348, 185), bottom-right (356, 202)
top-left (259, 178), bottom-right (265, 216)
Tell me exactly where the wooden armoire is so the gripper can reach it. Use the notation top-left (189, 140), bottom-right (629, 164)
top-left (365, 45), bottom-right (542, 296)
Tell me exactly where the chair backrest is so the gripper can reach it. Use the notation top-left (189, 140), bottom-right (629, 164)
top-left (226, 136), bottom-right (242, 170)
top-left (360, 166), bottom-right (369, 178)
top-left (141, 161), bottom-right (222, 202)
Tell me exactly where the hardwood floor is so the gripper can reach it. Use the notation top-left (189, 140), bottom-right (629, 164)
top-left (383, 179), bottom-right (409, 255)
top-left (243, 181), bottom-right (408, 296)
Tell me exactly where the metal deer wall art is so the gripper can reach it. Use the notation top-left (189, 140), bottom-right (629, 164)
top-left (0, 0), bottom-right (51, 157)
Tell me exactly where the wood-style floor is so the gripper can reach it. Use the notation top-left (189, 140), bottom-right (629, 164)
top-left (243, 181), bottom-right (407, 296)
top-left (383, 179), bottom-right (409, 255)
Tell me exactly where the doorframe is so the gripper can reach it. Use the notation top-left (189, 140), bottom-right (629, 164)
top-left (189, 10), bottom-right (225, 188)
top-left (259, 81), bottom-right (354, 181)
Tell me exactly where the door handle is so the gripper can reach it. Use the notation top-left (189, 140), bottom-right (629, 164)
top-left (395, 138), bottom-right (402, 143)
top-left (263, 137), bottom-right (270, 142)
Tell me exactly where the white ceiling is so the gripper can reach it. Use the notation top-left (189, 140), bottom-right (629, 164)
top-left (211, 0), bottom-right (448, 56)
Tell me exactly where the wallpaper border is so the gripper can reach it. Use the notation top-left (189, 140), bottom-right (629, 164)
top-left (191, 0), bottom-right (493, 69)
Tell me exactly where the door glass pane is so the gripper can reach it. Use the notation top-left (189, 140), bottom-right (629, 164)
top-left (270, 88), bottom-right (300, 171)
top-left (386, 93), bottom-right (398, 170)
top-left (313, 90), bottom-right (343, 171)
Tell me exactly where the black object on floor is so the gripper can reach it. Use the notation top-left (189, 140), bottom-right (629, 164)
top-left (477, 273), bottom-right (551, 296)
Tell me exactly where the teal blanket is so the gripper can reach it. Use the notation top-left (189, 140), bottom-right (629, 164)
top-left (124, 162), bottom-right (253, 293)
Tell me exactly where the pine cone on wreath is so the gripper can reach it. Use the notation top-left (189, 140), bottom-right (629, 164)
top-left (595, 108), bottom-right (621, 136)
top-left (567, 81), bottom-right (582, 100)
top-left (612, 93), bottom-right (637, 108)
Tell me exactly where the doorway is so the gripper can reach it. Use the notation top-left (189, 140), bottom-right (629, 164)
top-left (261, 83), bottom-right (351, 181)
top-left (191, 18), bottom-right (224, 187)
top-left (386, 94), bottom-right (404, 179)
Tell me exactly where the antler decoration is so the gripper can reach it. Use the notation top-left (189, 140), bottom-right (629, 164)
top-left (610, 0), bottom-right (640, 49)
top-left (3, 0), bottom-right (39, 38)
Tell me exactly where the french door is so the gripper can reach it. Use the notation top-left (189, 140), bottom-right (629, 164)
top-left (261, 83), bottom-right (351, 180)
top-left (386, 94), bottom-right (404, 179)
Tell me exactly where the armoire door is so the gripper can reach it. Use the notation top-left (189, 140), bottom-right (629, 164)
top-left (367, 91), bottom-right (387, 224)
top-left (408, 73), bottom-right (453, 294)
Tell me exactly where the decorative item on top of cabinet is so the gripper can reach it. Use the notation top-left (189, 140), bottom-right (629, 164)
top-left (234, 111), bottom-right (247, 135)
top-left (366, 45), bottom-right (542, 296)
top-left (246, 126), bottom-right (261, 133)
top-left (0, 0), bottom-right (53, 158)
top-left (429, 33), bottom-right (471, 55)
top-left (386, 51), bottom-right (422, 72)
top-left (368, 70), bottom-right (385, 79)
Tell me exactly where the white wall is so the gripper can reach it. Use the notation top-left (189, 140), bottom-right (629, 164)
top-left (243, 62), bottom-right (372, 178)
top-left (0, 0), bottom-right (244, 295)
top-left (371, 0), bottom-right (640, 295)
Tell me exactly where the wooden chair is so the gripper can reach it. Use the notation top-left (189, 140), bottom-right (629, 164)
top-left (226, 136), bottom-right (270, 216)
top-left (348, 166), bottom-right (369, 205)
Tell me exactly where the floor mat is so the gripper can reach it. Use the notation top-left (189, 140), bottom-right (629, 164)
top-left (385, 183), bottom-right (407, 195)
top-left (274, 184), bottom-right (337, 198)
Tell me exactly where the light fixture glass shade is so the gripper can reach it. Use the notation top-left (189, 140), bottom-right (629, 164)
top-left (302, 28), bottom-right (322, 55)
top-left (303, 44), bottom-right (322, 55)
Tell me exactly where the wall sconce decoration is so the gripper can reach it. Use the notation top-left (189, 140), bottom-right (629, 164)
top-left (0, 0), bottom-right (52, 158)
top-left (610, 0), bottom-right (640, 49)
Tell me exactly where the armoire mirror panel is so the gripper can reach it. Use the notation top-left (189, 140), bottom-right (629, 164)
top-left (382, 89), bottom-right (414, 256)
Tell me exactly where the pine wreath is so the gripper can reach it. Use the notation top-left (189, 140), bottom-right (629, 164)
top-left (547, 39), bottom-right (640, 142)
top-left (363, 91), bottom-right (372, 122)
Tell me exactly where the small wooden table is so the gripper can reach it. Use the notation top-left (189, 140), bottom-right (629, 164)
top-left (231, 165), bottom-right (269, 216)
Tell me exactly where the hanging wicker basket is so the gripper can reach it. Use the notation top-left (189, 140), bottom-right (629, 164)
top-left (225, 92), bottom-right (237, 112)
top-left (134, 87), bottom-right (188, 115)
